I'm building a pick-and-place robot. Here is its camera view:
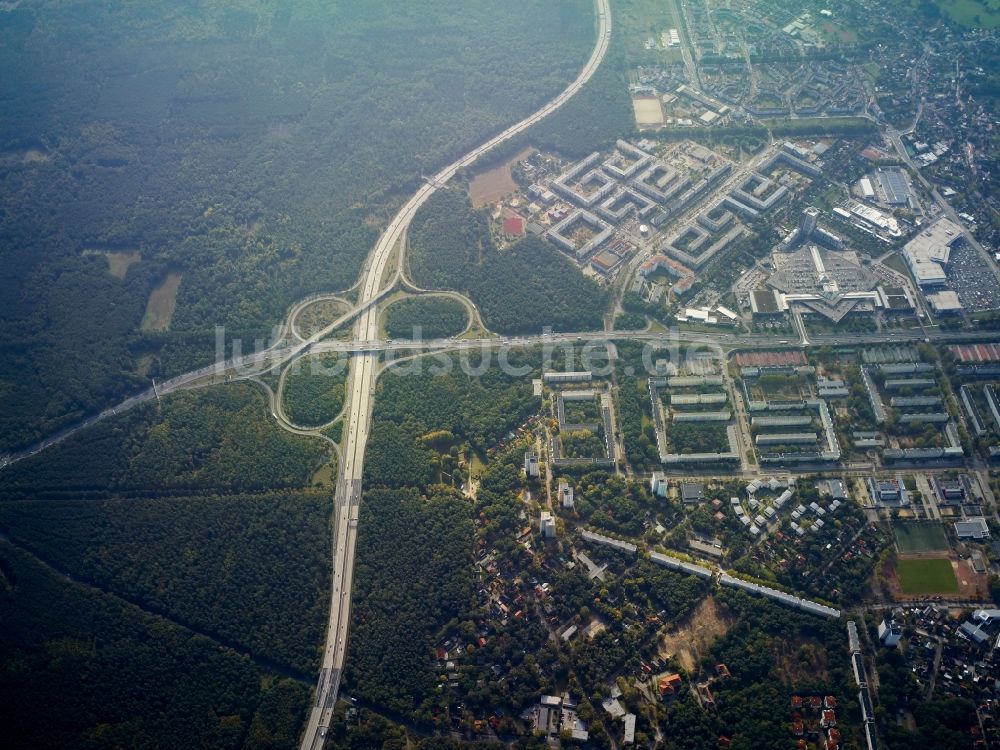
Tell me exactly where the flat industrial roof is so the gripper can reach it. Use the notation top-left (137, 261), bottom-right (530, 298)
top-left (904, 218), bottom-right (962, 284)
top-left (877, 168), bottom-right (909, 204)
top-left (751, 289), bottom-right (781, 313)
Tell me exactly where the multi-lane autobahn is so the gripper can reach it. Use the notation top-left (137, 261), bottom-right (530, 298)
top-left (0, 4), bottom-right (998, 745)
top-left (3, 320), bottom-right (998, 473)
top-left (297, 1), bottom-right (613, 746)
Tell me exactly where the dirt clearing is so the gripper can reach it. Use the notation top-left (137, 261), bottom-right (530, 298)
top-left (658, 595), bottom-right (734, 674)
top-left (468, 147), bottom-right (533, 208)
top-left (632, 95), bottom-right (665, 127)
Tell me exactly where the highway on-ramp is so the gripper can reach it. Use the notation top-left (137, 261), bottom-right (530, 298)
top-left (298, 2), bottom-right (613, 746)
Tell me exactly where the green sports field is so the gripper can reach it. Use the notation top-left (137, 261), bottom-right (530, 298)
top-left (894, 522), bottom-right (950, 554)
top-left (895, 557), bottom-right (959, 595)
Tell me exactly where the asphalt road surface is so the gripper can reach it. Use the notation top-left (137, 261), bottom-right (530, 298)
top-left (298, 1), bottom-right (613, 745)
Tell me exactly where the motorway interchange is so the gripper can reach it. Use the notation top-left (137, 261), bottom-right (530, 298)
top-left (0, 2), bottom-right (996, 747)
top-left (297, 1), bottom-right (613, 746)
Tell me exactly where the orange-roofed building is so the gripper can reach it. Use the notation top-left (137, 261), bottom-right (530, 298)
top-left (658, 673), bottom-right (682, 697)
top-left (502, 215), bottom-right (526, 238)
top-left (674, 275), bottom-right (695, 295)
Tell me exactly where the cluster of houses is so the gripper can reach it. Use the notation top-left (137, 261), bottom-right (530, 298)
top-left (871, 606), bottom-right (1000, 747)
top-left (789, 694), bottom-right (842, 749)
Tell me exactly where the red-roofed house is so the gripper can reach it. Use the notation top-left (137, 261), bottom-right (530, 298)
top-left (658, 673), bottom-right (682, 699)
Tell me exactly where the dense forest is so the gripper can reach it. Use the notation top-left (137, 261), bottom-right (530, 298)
top-left (0, 378), bottom-right (334, 740)
top-left (0, 543), bottom-right (309, 749)
top-left (374, 361), bottom-right (538, 452)
top-left (0, 0), bottom-right (597, 452)
top-left (325, 707), bottom-right (519, 750)
top-left (282, 353), bottom-right (348, 427)
top-left (522, 34), bottom-right (634, 158)
top-left (364, 355), bottom-right (539, 488)
top-left (407, 190), bottom-right (608, 333)
top-left (0, 491), bottom-right (331, 674)
top-left (475, 12), bottom-right (634, 166)
top-left (344, 487), bottom-right (474, 718)
top-left (385, 296), bottom-right (469, 339)
top-left (572, 471), bottom-right (649, 537)
top-left (0, 384), bottom-right (327, 496)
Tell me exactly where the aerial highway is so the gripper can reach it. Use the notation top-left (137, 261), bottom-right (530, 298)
top-left (297, 1), bottom-right (613, 746)
top-left (3, 320), bottom-right (999, 472)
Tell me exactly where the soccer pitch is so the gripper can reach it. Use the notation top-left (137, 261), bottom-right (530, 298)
top-left (895, 557), bottom-right (959, 595)
top-left (894, 522), bottom-right (950, 554)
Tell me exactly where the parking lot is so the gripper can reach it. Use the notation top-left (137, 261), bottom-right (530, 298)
top-left (947, 244), bottom-right (1000, 312)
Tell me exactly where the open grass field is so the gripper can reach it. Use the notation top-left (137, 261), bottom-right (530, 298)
top-left (895, 557), bottom-right (959, 595)
top-left (140, 272), bottom-right (182, 331)
top-left (294, 297), bottom-right (351, 337)
top-left (894, 521), bottom-right (950, 554)
top-left (84, 248), bottom-right (141, 279)
top-left (617, 0), bottom-right (685, 64)
top-left (936, 0), bottom-right (1000, 29)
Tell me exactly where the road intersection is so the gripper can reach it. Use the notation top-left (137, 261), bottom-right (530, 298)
top-left (2, 320), bottom-right (996, 474)
top-left (0, 4), bottom-right (996, 747)
top-left (297, 1), bottom-right (612, 746)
